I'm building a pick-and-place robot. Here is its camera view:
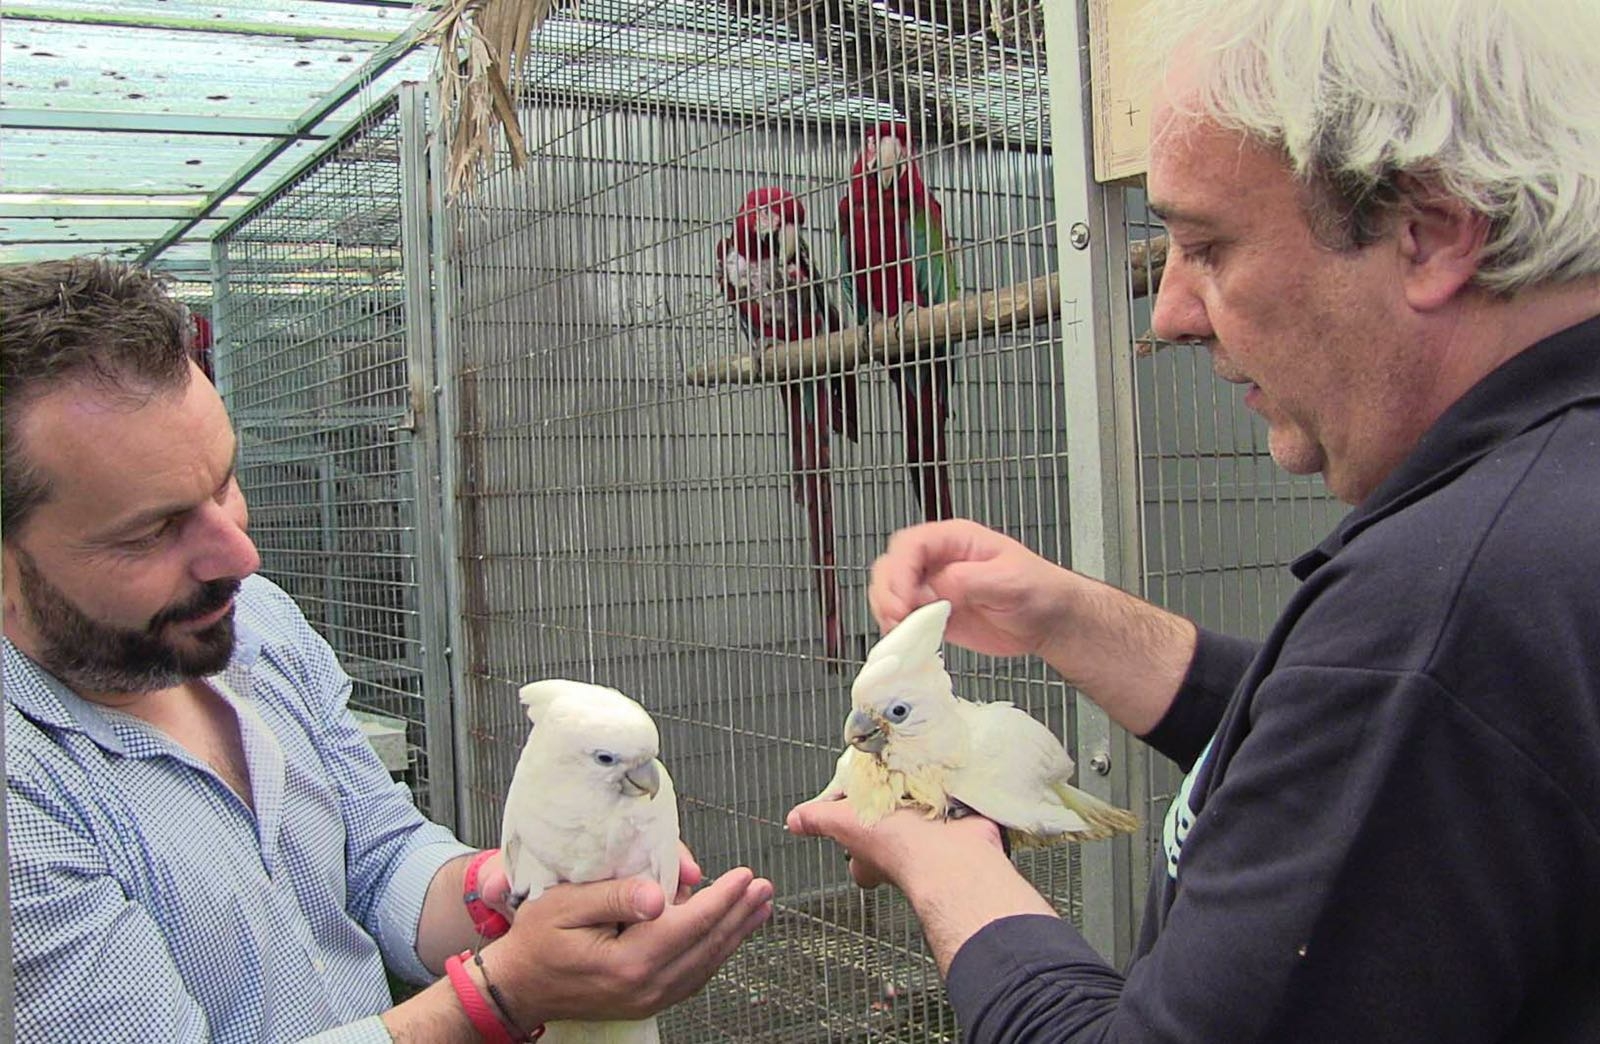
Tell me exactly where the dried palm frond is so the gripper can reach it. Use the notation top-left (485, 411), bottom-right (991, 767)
top-left (428, 0), bottom-right (561, 198)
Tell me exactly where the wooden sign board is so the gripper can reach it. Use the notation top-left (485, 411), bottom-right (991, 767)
top-left (1089, 0), bottom-right (1152, 183)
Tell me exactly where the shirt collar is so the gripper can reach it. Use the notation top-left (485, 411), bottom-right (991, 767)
top-left (2, 598), bottom-right (265, 746)
top-left (1293, 313), bottom-right (1600, 579)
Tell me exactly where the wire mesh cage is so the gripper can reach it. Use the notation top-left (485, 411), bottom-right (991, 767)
top-left (433, 0), bottom-right (1075, 1038)
top-left (193, 1), bottom-right (1352, 1037)
top-left (211, 89), bottom-right (455, 822)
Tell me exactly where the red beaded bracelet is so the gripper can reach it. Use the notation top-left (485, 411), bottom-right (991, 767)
top-left (462, 849), bottom-right (512, 939)
top-left (445, 951), bottom-right (517, 1044)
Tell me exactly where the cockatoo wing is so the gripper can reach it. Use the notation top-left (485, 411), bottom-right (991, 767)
top-left (946, 698), bottom-right (1138, 843)
top-left (647, 758), bottom-right (681, 901)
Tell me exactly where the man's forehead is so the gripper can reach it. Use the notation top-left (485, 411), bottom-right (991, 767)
top-left (1148, 107), bottom-right (1292, 225)
top-left (18, 372), bottom-right (233, 529)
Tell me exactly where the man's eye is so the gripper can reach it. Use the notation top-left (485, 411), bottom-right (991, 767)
top-left (121, 521), bottom-right (175, 550)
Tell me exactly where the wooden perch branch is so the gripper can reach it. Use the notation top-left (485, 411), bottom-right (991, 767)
top-left (689, 273), bottom-right (1060, 387)
top-left (687, 235), bottom-right (1168, 387)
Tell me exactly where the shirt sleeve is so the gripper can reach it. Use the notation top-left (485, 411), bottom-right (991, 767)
top-left (1138, 627), bottom-right (1257, 769)
top-left (944, 665), bottom-right (1594, 1043)
top-left (273, 594), bottom-right (473, 985)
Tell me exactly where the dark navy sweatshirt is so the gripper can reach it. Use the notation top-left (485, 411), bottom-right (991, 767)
top-left (946, 315), bottom-right (1600, 1043)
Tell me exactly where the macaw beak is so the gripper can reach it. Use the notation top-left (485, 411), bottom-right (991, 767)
top-left (621, 760), bottom-right (661, 799)
top-left (845, 708), bottom-right (888, 754)
top-left (875, 136), bottom-right (903, 188)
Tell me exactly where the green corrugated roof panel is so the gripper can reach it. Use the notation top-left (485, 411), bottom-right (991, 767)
top-left (0, 0), bottom-right (433, 279)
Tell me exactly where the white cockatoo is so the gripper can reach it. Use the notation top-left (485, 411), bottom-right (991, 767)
top-left (501, 679), bottom-right (681, 1044)
top-left (816, 600), bottom-right (1139, 845)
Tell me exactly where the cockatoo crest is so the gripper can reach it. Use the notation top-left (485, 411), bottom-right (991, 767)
top-left (517, 679), bottom-right (662, 791)
top-left (849, 599), bottom-right (959, 752)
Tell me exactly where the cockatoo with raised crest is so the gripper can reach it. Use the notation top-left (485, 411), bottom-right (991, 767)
top-left (815, 600), bottom-right (1139, 845)
top-left (501, 679), bottom-right (680, 1044)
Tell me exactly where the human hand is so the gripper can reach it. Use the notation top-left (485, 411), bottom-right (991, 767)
top-left (784, 796), bottom-right (1007, 893)
top-left (786, 797), bottom-right (1050, 975)
top-left (472, 849), bottom-right (516, 925)
top-left (675, 841), bottom-right (702, 904)
top-left (468, 840), bottom-right (699, 939)
top-left (482, 867), bottom-right (773, 1027)
top-left (868, 519), bottom-right (1079, 660)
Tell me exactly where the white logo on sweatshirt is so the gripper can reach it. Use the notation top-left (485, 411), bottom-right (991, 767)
top-left (1162, 734), bottom-right (1215, 879)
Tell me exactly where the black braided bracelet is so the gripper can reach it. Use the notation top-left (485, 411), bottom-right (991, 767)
top-left (472, 950), bottom-right (545, 1041)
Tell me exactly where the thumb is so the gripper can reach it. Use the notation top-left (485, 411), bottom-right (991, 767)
top-left (562, 876), bottom-right (667, 927)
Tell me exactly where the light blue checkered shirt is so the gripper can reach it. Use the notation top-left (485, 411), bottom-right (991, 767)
top-left (6, 574), bottom-right (472, 1043)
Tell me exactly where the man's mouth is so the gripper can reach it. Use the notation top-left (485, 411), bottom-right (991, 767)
top-left (152, 579), bottom-right (241, 633)
top-left (181, 599), bottom-right (235, 629)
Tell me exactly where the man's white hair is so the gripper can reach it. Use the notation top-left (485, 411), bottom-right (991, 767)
top-left (1142, 0), bottom-right (1600, 294)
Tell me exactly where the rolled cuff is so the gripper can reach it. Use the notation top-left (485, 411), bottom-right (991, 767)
top-left (375, 838), bottom-right (476, 984)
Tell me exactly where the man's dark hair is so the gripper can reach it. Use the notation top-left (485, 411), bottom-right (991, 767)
top-left (1, 258), bottom-right (193, 536)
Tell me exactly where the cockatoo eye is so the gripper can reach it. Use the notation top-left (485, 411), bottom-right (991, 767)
top-left (594, 751), bottom-right (618, 767)
top-left (886, 701), bottom-right (911, 722)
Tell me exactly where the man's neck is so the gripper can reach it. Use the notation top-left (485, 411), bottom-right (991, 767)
top-left (1422, 281), bottom-right (1600, 427)
top-left (106, 679), bottom-right (256, 812)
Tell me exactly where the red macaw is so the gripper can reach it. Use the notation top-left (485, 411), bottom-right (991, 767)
top-left (839, 121), bottom-right (958, 522)
top-left (717, 186), bottom-right (858, 664)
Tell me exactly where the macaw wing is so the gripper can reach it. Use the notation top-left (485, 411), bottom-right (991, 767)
top-left (795, 237), bottom-right (844, 334)
top-left (837, 197), bottom-right (869, 324)
top-left (909, 197), bottom-right (958, 307)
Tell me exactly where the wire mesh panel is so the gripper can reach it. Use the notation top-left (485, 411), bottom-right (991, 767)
top-left (434, 0), bottom-right (1083, 1039)
top-left (1119, 188), bottom-right (1346, 903)
top-left (211, 89), bottom-right (455, 822)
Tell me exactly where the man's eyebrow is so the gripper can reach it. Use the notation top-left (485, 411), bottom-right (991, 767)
top-left (93, 441), bottom-right (239, 541)
top-left (1147, 201), bottom-right (1219, 229)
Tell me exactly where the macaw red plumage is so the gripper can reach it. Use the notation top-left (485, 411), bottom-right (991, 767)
top-left (839, 121), bottom-right (957, 522)
top-left (717, 186), bottom-right (858, 665)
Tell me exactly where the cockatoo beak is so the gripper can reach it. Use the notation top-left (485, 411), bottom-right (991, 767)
top-left (845, 708), bottom-right (888, 754)
top-left (621, 760), bottom-right (661, 798)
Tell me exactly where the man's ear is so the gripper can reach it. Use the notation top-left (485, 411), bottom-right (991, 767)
top-left (1395, 174), bottom-right (1490, 312)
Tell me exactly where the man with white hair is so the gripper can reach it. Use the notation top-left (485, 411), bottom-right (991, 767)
top-left (789, 1), bottom-right (1600, 1040)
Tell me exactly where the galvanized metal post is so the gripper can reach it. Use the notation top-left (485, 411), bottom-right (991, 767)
top-left (1044, 0), bottom-right (1146, 966)
top-left (398, 82), bottom-right (460, 832)
top-left (425, 95), bottom-right (483, 847)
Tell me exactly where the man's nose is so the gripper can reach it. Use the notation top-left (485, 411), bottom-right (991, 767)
top-left (1149, 256), bottom-right (1213, 346)
top-left (190, 502), bottom-right (261, 582)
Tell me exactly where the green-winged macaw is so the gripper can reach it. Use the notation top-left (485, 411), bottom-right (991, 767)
top-left (717, 186), bottom-right (858, 664)
top-left (839, 122), bottom-right (958, 522)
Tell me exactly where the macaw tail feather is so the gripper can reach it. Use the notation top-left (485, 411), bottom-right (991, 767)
top-left (830, 371), bottom-right (860, 442)
top-left (888, 355), bottom-right (953, 522)
top-left (780, 384), bottom-right (846, 665)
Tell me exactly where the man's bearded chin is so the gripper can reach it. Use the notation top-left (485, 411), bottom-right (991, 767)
top-left (14, 550), bottom-right (240, 694)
